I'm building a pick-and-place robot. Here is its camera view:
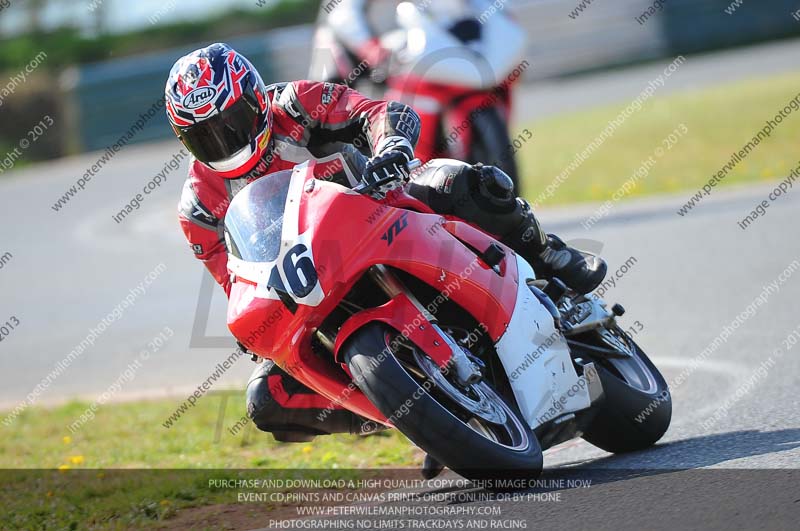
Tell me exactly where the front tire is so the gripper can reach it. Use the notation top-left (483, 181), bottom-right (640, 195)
top-left (343, 322), bottom-right (542, 480)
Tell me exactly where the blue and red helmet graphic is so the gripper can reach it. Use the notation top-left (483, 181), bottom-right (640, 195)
top-left (165, 43), bottom-right (272, 177)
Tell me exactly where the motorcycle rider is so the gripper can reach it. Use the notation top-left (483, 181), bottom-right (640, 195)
top-left (167, 43), bottom-right (605, 447)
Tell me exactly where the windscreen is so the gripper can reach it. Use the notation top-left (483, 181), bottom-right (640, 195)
top-left (224, 170), bottom-right (292, 263)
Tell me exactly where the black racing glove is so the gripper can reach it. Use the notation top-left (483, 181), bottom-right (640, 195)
top-left (361, 137), bottom-right (415, 196)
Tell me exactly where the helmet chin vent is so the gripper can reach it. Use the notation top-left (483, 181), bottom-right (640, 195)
top-left (207, 144), bottom-right (255, 173)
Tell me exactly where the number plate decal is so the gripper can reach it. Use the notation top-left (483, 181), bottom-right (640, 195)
top-left (254, 231), bottom-right (325, 307)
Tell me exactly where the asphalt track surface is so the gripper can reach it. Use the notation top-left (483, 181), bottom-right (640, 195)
top-left (0, 37), bottom-right (798, 525)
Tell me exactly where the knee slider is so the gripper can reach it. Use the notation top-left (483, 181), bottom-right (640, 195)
top-left (475, 164), bottom-right (515, 208)
top-left (450, 164), bottom-right (524, 237)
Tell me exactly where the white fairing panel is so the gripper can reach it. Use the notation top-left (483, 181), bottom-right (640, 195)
top-left (495, 256), bottom-right (592, 429)
top-left (394, 2), bottom-right (525, 89)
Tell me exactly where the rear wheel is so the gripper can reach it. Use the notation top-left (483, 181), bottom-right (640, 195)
top-left (578, 327), bottom-right (672, 453)
top-left (469, 106), bottom-right (520, 193)
top-left (343, 322), bottom-right (542, 480)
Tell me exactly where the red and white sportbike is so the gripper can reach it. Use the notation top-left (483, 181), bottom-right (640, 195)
top-left (225, 159), bottom-right (671, 479)
top-left (381, 2), bottom-right (527, 189)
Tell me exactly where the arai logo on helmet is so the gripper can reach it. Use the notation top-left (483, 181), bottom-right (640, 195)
top-left (183, 87), bottom-right (217, 110)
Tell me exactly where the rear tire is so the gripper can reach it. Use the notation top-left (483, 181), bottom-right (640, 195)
top-left (581, 334), bottom-right (672, 453)
top-left (343, 322), bottom-right (543, 480)
top-left (469, 106), bottom-right (520, 193)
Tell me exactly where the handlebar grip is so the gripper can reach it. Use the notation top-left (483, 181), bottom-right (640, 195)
top-left (407, 159), bottom-right (422, 171)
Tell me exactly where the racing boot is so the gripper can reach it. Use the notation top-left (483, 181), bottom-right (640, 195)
top-left (501, 200), bottom-right (607, 295)
top-left (246, 360), bottom-right (386, 442)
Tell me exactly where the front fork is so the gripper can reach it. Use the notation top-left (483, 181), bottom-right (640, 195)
top-left (367, 265), bottom-right (482, 386)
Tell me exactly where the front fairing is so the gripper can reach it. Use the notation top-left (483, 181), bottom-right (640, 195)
top-left (224, 160), bottom-right (519, 421)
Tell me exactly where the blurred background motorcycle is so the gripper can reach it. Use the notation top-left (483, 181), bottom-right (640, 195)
top-left (309, 0), bottom-right (526, 189)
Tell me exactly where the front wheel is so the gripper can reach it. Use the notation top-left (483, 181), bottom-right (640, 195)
top-left (343, 322), bottom-right (542, 480)
top-left (578, 327), bottom-right (672, 453)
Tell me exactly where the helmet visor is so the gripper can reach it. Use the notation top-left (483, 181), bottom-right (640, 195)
top-left (177, 86), bottom-right (263, 165)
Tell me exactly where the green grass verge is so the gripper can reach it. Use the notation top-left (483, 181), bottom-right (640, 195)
top-left (0, 392), bottom-right (419, 529)
top-left (517, 71), bottom-right (800, 205)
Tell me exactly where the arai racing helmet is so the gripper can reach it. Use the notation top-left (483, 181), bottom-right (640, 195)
top-left (165, 43), bottom-right (272, 178)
